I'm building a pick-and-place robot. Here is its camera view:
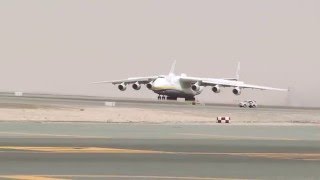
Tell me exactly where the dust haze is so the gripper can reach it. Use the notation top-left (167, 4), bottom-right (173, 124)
top-left (0, 0), bottom-right (319, 107)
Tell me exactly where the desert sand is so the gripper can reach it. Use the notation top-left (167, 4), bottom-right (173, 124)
top-left (0, 104), bottom-right (319, 124)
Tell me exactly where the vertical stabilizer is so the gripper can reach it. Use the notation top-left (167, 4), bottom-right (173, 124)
top-left (169, 60), bottom-right (176, 75)
top-left (236, 62), bottom-right (240, 80)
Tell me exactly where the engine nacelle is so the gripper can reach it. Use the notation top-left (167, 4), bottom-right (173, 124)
top-left (146, 82), bottom-right (153, 90)
top-left (132, 82), bottom-right (141, 90)
top-left (232, 87), bottom-right (241, 95)
top-left (118, 83), bottom-right (127, 91)
top-left (212, 85), bottom-right (221, 93)
top-left (191, 83), bottom-right (200, 92)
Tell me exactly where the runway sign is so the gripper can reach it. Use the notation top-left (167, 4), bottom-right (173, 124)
top-left (105, 102), bottom-right (116, 107)
top-left (14, 92), bottom-right (23, 96)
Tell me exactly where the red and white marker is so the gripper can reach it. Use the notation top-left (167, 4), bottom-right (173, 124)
top-left (217, 117), bottom-right (231, 123)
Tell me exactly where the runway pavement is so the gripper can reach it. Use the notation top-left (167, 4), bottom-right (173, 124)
top-left (0, 93), bottom-right (319, 179)
top-left (0, 92), bottom-right (319, 124)
top-left (0, 123), bottom-right (320, 180)
top-left (1, 92), bottom-right (319, 110)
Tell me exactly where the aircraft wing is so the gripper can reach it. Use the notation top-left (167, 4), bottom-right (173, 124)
top-left (92, 76), bottom-right (159, 85)
top-left (180, 77), bottom-right (288, 91)
top-left (235, 83), bottom-right (288, 91)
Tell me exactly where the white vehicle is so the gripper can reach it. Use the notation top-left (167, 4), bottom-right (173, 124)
top-left (93, 61), bottom-right (288, 101)
top-left (239, 100), bottom-right (257, 108)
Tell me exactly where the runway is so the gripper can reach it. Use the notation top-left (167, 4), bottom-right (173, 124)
top-left (0, 93), bottom-right (319, 124)
top-left (1, 92), bottom-right (318, 110)
top-left (0, 123), bottom-right (320, 180)
top-left (0, 93), bottom-right (319, 179)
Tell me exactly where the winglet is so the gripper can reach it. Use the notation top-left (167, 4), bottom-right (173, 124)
top-left (236, 62), bottom-right (240, 81)
top-left (169, 60), bottom-right (176, 75)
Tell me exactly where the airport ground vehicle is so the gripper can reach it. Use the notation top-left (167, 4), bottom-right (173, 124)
top-left (239, 100), bottom-right (257, 108)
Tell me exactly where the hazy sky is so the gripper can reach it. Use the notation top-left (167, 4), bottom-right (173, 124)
top-left (0, 0), bottom-right (319, 106)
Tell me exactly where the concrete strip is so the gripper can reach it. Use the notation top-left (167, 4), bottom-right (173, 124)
top-left (0, 132), bottom-right (109, 139)
top-left (178, 133), bottom-right (300, 141)
top-left (174, 152), bottom-right (320, 161)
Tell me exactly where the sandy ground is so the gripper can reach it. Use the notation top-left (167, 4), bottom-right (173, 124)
top-left (0, 106), bottom-right (212, 123)
top-left (0, 104), bottom-right (319, 124)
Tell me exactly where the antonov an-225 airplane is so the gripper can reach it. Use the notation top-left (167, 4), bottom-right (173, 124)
top-left (94, 61), bottom-right (288, 101)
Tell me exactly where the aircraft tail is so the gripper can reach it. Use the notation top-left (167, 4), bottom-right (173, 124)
top-left (225, 62), bottom-right (240, 81)
top-left (236, 62), bottom-right (240, 81)
top-left (169, 60), bottom-right (176, 75)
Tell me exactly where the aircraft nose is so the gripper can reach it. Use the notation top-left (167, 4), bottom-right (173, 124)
top-left (151, 78), bottom-right (166, 90)
top-left (151, 79), bottom-right (161, 90)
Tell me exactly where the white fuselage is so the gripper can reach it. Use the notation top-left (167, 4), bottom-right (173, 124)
top-left (150, 74), bottom-right (203, 98)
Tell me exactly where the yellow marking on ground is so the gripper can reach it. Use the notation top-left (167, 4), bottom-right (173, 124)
top-left (178, 133), bottom-right (299, 141)
top-left (1, 146), bottom-right (319, 161)
top-left (0, 132), bottom-right (109, 139)
top-left (0, 175), bottom-right (248, 180)
top-left (0, 175), bottom-right (68, 180)
top-left (0, 146), bottom-right (164, 154)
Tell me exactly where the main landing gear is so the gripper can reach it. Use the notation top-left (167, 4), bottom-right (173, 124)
top-left (185, 97), bottom-right (196, 101)
top-left (167, 96), bottom-right (178, 101)
top-left (158, 95), bottom-right (167, 100)
top-left (157, 95), bottom-right (178, 101)
top-left (157, 96), bottom-right (195, 101)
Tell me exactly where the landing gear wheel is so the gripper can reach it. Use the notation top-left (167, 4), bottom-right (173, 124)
top-left (167, 96), bottom-right (178, 101)
top-left (185, 97), bottom-right (196, 101)
top-left (162, 96), bottom-right (166, 100)
top-left (158, 95), bottom-right (161, 100)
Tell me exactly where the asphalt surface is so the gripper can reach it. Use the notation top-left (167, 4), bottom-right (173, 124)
top-left (1, 92), bottom-right (319, 110)
top-left (1, 92), bottom-right (319, 125)
top-left (0, 123), bottom-right (320, 180)
top-left (0, 92), bottom-right (319, 115)
top-left (0, 93), bottom-right (319, 179)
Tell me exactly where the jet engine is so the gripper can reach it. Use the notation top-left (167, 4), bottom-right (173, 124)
top-left (212, 85), bottom-right (221, 93)
top-left (132, 82), bottom-right (141, 90)
top-left (232, 87), bottom-right (241, 95)
top-left (191, 83), bottom-right (201, 92)
top-left (118, 83), bottom-right (127, 91)
top-left (146, 82), bottom-right (153, 90)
